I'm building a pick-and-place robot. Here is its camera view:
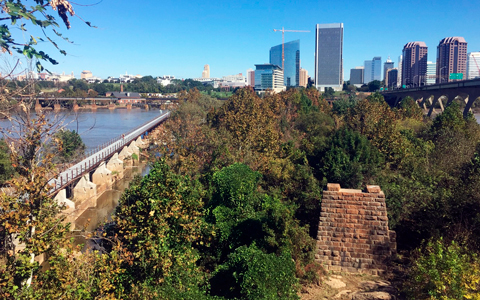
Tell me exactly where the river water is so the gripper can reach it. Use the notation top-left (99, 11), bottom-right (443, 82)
top-left (0, 108), bottom-right (163, 151)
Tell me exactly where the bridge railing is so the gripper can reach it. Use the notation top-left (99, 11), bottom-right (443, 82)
top-left (50, 111), bottom-right (170, 194)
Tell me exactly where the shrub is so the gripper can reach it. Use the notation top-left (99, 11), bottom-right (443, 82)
top-left (403, 238), bottom-right (480, 300)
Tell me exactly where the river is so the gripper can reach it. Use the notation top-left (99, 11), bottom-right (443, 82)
top-left (0, 108), bottom-right (164, 151)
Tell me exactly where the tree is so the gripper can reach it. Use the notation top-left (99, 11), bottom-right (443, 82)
top-left (0, 0), bottom-right (93, 72)
top-left (52, 129), bottom-right (85, 163)
top-left (113, 160), bottom-right (208, 291)
top-left (323, 87), bottom-right (334, 97)
top-left (0, 139), bottom-right (14, 185)
top-left (368, 80), bottom-right (381, 92)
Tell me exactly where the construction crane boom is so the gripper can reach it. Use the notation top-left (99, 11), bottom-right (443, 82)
top-left (273, 27), bottom-right (310, 73)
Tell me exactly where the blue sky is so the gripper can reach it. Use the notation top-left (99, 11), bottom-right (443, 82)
top-left (9, 0), bottom-right (480, 80)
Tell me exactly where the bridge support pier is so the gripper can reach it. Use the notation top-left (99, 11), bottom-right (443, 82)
top-left (92, 162), bottom-right (113, 194)
top-left (73, 175), bottom-right (97, 210)
top-left (107, 153), bottom-right (124, 179)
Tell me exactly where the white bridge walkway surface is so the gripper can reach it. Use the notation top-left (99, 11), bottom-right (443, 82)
top-left (50, 110), bottom-right (170, 193)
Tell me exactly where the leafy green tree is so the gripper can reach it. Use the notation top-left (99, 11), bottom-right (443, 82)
top-left (323, 87), bottom-right (334, 97)
top-left (368, 80), bottom-right (381, 92)
top-left (113, 159), bottom-right (208, 292)
top-left (0, 139), bottom-right (14, 185)
top-left (0, 0), bottom-right (93, 72)
top-left (45, 129), bottom-right (85, 164)
top-left (317, 128), bottom-right (384, 188)
top-left (211, 244), bottom-right (299, 300)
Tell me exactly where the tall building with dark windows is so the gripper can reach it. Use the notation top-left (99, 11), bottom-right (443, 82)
top-left (402, 42), bottom-right (428, 87)
top-left (315, 23), bottom-right (343, 91)
top-left (270, 40), bottom-right (300, 87)
top-left (436, 37), bottom-right (468, 83)
top-left (372, 57), bottom-right (382, 81)
top-left (350, 67), bottom-right (364, 86)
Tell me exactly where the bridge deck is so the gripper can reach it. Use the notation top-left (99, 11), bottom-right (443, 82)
top-left (50, 110), bottom-right (170, 193)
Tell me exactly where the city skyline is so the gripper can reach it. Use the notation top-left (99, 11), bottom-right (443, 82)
top-left (4, 0), bottom-right (480, 81)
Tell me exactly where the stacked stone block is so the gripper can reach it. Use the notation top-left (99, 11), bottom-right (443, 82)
top-left (315, 183), bottom-right (396, 275)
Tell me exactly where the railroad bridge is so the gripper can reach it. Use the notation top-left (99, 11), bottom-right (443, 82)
top-left (50, 111), bottom-right (170, 228)
top-left (381, 78), bottom-right (480, 117)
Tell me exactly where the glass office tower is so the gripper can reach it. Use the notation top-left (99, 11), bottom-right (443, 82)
top-left (315, 23), bottom-right (343, 91)
top-left (270, 40), bottom-right (300, 87)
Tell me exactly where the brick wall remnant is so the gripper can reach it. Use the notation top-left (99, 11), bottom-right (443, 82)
top-left (315, 183), bottom-right (396, 275)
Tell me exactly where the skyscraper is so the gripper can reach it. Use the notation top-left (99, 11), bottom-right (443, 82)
top-left (372, 57), bottom-right (382, 81)
top-left (436, 37), bottom-right (467, 83)
top-left (402, 42), bottom-right (428, 87)
top-left (350, 67), bottom-right (364, 86)
top-left (364, 60), bottom-right (372, 84)
top-left (386, 69), bottom-right (398, 89)
top-left (202, 64), bottom-right (210, 78)
top-left (270, 40), bottom-right (300, 87)
top-left (363, 57), bottom-right (381, 83)
top-left (299, 68), bottom-right (308, 87)
top-left (466, 52), bottom-right (480, 80)
top-left (383, 57), bottom-right (394, 81)
top-left (314, 23), bottom-right (343, 91)
top-left (397, 55), bottom-right (403, 87)
top-left (426, 61), bottom-right (436, 85)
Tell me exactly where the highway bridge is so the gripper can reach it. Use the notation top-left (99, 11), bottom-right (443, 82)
top-left (381, 78), bottom-right (480, 117)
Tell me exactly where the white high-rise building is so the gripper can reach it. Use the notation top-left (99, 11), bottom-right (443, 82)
top-left (426, 61), bottom-right (436, 85)
top-left (397, 55), bottom-right (403, 87)
top-left (467, 52), bottom-right (480, 80)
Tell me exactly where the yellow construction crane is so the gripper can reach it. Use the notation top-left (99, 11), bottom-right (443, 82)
top-left (273, 27), bottom-right (310, 71)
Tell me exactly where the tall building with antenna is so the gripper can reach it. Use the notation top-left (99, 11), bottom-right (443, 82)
top-left (315, 23), bottom-right (343, 91)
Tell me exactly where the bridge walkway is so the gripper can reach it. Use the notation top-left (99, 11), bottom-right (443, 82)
top-left (50, 110), bottom-right (170, 194)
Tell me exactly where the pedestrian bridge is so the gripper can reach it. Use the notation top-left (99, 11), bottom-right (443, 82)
top-left (381, 78), bottom-right (480, 117)
top-left (51, 110), bottom-right (170, 227)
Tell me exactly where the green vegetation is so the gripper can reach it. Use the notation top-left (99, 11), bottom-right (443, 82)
top-left (3, 86), bottom-right (480, 298)
top-left (0, 139), bottom-right (14, 185)
top-left (50, 129), bottom-right (86, 163)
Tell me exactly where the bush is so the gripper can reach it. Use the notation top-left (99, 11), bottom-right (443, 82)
top-left (210, 244), bottom-right (299, 299)
top-left (403, 238), bottom-right (480, 300)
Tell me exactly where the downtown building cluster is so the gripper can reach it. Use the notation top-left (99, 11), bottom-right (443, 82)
top-left (350, 37), bottom-right (480, 89)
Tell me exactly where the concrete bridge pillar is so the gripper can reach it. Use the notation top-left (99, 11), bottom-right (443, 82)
top-left (54, 189), bottom-right (75, 216)
top-left (91, 103), bottom-right (97, 110)
top-left (35, 99), bottom-right (42, 111)
top-left (135, 136), bottom-right (148, 149)
top-left (118, 144), bottom-right (133, 161)
top-left (73, 175), bottom-right (97, 208)
top-left (128, 141), bottom-right (140, 157)
top-left (126, 104), bottom-right (132, 110)
top-left (92, 161), bottom-right (113, 194)
top-left (106, 153), bottom-right (124, 179)
top-left (108, 104), bottom-right (116, 110)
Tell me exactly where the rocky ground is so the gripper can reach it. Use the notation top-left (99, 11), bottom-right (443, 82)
top-left (300, 273), bottom-right (401, 300)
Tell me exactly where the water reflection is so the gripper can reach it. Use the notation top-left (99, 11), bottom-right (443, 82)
top-left (73, 162), bottom-right (147, 248)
